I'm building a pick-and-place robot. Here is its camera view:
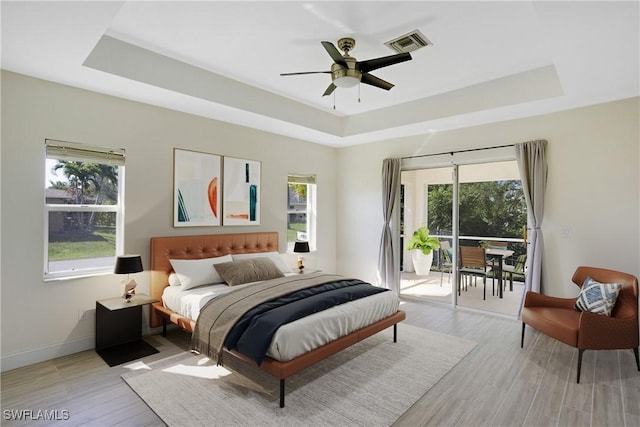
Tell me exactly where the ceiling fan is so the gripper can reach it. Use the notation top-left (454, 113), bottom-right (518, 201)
top-left (280, 37), bottom-right (412, 97)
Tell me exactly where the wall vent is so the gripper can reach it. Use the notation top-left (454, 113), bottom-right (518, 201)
top-left (385, 30), bottom-right (432, 53)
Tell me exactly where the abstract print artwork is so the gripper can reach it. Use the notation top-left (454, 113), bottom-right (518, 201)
top-left (223, 156), bottom-right (261, 225)
top-left (173, 149), bottom-right (221, 227)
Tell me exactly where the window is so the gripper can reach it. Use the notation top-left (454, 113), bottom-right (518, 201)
top-left (44, 139), bottom-right (125, 280)
top-left (287, 174), bottom-right (316, 252)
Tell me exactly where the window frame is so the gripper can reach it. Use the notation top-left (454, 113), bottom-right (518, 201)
top-left (44, 139), bottom-right (125, 281)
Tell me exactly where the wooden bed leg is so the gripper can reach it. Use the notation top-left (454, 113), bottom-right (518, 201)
top-left (279, 379), bottom-right (285, 408)
top-left (393, 323), bottom-right (398, 343)
top-left (162, 317), bottom-right (167, 337)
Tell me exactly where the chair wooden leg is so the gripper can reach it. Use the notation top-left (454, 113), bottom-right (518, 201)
top-left (577, 349), bottom-right (585, 383)
top-left (634, 348), bottom-right (640, 371)
top-left (521, 323), bottom-right (525, 348)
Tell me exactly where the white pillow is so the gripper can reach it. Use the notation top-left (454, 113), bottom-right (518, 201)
top-left (231, 251), bottom-right (292, 274)
top-left (168, 273), bottom-right (181, 286)
top-left (169, 255), bottom-right (233, 291)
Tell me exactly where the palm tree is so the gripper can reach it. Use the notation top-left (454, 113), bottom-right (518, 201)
top-left (87, 164), bottom-right (118, 205)
top-left (52, 161), bottom-right (118, 231)
top-left (53, 161), bottom-right (100, 204)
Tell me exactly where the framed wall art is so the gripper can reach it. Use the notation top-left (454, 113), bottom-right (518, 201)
top-left (223, 156), bottom-right (261, 225)
top-left (173, 148), bottom-right (221, 227)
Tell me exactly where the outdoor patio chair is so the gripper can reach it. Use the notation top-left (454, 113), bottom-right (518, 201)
top-left (486, 241), bottom-right (508, 250)
top-left (459, 246), bottom-right (489, 299)
top-left (502, 254), bottom-right (526, 291)
top-left (439, 240), bottom-right (453, 286)
top-left (521, 266), bottom-right (639, 383)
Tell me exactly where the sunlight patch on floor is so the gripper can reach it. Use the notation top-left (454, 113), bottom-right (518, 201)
top-left (162, 362), bottom-right (232, 379)
top-left (123, 361), bottom-right (152, 371)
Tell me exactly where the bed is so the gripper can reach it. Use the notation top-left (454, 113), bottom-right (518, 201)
top-left (149, 231), bottom-right (406, 407)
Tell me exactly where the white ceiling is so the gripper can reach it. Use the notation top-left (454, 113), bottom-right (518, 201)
top-left (2, 1), bottom-right (638, 147)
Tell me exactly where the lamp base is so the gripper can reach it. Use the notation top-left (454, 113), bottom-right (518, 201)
top-left (121, 278), bottom-right (137, 301)
top-left (297, 256), bottom-right (305, 274)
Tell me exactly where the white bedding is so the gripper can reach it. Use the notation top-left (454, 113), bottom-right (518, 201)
top-left (162, 278), bottom-right (400, 362)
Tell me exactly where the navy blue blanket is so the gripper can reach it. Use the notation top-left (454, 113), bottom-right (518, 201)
top-left (224, 279), bottom-right (388, 365)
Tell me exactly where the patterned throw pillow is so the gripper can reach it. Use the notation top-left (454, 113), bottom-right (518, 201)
top-left (574, 276), bottom-right (622, 316)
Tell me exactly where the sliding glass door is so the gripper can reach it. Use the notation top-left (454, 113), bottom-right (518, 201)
top-left (455, 162), bottom-right (527, 315)
top-left (400, 166), bottom-right (455, 303)
top-left (400, 151), bottom-right (527, 316)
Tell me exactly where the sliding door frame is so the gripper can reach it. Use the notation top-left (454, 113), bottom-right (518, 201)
top-left (399, 146), bottom-right (516, 307)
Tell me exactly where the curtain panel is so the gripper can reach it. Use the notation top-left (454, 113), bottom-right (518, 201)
top-left (515, 139), bottom-right (548, 316)
top-left (377, 158), bottom-right (401, 293)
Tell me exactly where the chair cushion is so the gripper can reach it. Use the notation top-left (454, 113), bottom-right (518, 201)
top-left (574, 277), bottom-right (622, 317)
top-left (522, 306), bottom-right (581, 347)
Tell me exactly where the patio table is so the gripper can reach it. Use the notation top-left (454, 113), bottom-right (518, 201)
top-left (485, 248), bottom-right (514, 298)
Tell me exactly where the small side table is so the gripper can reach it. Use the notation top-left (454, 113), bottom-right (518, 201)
top-left (95, 294), bottom-right (159, 367)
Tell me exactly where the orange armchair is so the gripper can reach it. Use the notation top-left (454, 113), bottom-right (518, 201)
top-left (521, 266), bottom-right (639, 383)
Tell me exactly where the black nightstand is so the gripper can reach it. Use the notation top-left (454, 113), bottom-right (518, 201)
top-left (95, 294), bottom-right (159, 367)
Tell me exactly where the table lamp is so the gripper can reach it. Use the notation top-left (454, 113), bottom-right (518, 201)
top-left (114, 255), bottom-right (143, 301)
top-left (293, 241), bottom-right (310, 273)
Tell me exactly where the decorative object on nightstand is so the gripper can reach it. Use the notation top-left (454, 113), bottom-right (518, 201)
top-left (293, 241), bottom-right (310, 273)
top-left (114, 255), bottom-right (143, 301)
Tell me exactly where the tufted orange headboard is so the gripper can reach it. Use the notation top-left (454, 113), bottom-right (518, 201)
top-left (149, 232), bottom-right (279, 328)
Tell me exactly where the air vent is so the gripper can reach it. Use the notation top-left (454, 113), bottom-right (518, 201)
top-left (385, 30), bottom-right (432, 54)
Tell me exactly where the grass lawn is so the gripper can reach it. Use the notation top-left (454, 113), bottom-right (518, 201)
top-left (49, 228), bottom-right (116, 260)
top-left (287, 223), bottom-right (306, 242)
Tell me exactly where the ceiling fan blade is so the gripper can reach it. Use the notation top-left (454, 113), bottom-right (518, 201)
top-left (322, 83), bottom-right (337, 97)
top-left (357, 52), bottom-right (411, 73)
top-left (321, 41), bottom-right (347, 67)
top-left (280, 71), bottom-right (331, 76)
top-left (361, 73), bottom-right (394, 91)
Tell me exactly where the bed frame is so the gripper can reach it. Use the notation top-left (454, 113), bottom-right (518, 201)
top-left (149, 232), bottom-right (406, 407)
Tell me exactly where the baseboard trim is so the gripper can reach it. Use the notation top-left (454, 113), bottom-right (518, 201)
top-left (1, 336), bottom-right (95, 372)
top-left (1, 326), bottom-right (165, 372)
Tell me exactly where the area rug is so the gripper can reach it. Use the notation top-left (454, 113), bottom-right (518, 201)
top-left (122, 324), bottom-right (475, 426)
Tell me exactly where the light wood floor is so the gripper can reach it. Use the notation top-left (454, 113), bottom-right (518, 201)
top-left (2, 300), bottom-right (639, 426)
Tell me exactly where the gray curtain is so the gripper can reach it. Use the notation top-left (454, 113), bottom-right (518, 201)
top-left (515, 140), bottom-right (548, 315)
top-left (377, 158), bottom-right (401, 292)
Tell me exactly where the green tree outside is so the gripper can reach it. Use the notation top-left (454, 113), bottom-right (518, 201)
top-left (48, 161), bottom-right (119, 260)
top-left (427, 180), bottom-right (527, 257)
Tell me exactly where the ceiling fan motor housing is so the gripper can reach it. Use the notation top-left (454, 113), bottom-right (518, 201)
top-left (331, 58), bottom-right (361, 87)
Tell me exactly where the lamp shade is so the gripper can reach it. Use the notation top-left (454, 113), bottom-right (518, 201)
top-left (293, 241), bottom-right (310, 253)
top-left (114, 255), bottom-right (143, 274)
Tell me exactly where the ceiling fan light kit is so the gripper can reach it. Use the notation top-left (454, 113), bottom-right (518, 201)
top-left (331, 66), bottom-right (360, 88)
top-left (280, 36), bottom-right (413, 101)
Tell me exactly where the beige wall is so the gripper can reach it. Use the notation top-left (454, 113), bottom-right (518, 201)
top-left (2, 69), bottom-right (638, 371)
top-left (337, 98), bottom-right (640, 298)
top-left (0, 71), bottom-right (337, 370)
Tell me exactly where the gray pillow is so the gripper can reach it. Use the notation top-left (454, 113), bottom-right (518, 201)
top-left (214, 257), bottom-right (284, 286)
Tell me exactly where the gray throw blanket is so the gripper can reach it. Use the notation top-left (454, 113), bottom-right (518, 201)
top-left (192, 273), bottom-right (345, 364)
